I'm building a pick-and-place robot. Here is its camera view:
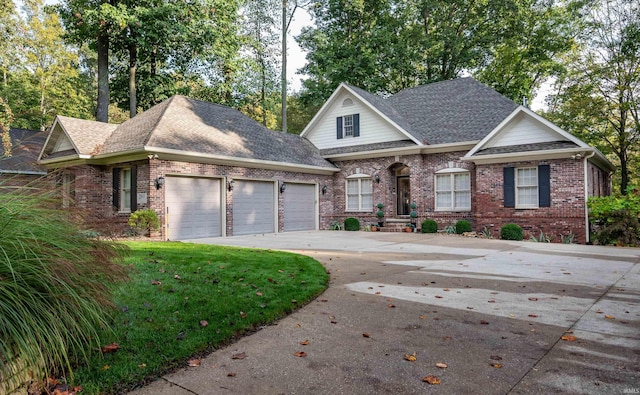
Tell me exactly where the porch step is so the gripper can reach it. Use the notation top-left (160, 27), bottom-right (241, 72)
top-left (373, 218), bottom-right (418, 233)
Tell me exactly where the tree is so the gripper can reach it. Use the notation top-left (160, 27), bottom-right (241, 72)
top-left (0, 97), bottom-right (13, 157)
top-left (546, 0), bottom-right (640, 194)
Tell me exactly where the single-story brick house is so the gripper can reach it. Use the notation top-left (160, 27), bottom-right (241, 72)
top-left (38, 78), bottom-right (613, 243)
top-left (1, 128), bottom-right (47, 190)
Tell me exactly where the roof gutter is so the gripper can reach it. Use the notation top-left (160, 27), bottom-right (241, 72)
top-left (461, 147), bottom-right (594, 164)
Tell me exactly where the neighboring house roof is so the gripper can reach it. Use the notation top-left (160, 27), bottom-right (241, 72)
top-left (41, 96), bottom-right (336, 171)
top-left (0, 128), bottom-right (47, 175)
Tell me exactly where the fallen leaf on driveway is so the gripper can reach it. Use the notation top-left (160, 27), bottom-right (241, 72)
top-left (300, 340), bottom-right (310, 345)
top-left (227, 372), bottom-right (236, 377)
top-left (436, 362), bottom-right (448, 368)
top-left (422, 375), bottom-right (441, 384)
top-left (388, 304), bottom-right (396, 308)
top-left (362, 333), bottom-right (370, 338)
top-left (561, 335), bottom-right (577, 341)
top-left (605, 315), bottom-right (615, 320)
top-left (490, 363), bottom-right (503, 368)
top-left (435, 295), bottom-right (443, 299)
top-left (528, 297), bottom-right (538, 301)
top-left (480, 320), bottom-right (490, 325)
top-left (488, 300), bottom-right (496, 303)
top-left (294, 351), bottom-right (307, 357)
top-left (528, 314), bottom-right (538, 318)
top-left (490, 355), bottom-right (503, 360)
top-left (419, 315), bottom-right (426, 319)
top-left (232, 352), bottom-right (246, 360)
top-left (404, 352), bottom-right (417, 362)
top-left (187, 357), bottom-right (201, 367)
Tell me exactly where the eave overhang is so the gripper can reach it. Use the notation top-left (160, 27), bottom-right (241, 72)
top-left (324, 141), bottom-right (477, 161)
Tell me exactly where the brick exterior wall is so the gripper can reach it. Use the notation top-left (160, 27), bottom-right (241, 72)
top-left (62, 153), bottom-right (601, 244)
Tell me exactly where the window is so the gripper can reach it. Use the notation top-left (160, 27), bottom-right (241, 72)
top-left (61, 173), bottom-right (75, 208)
top-left (435, 171), bottom-right (470, 211)
top-left (503, 165), bottom-right (550, 208)
top-left (121, 168), bottom-right (132, 211)
top-left (113, 166), bottom-right (137, 212)
top-left (336, 114), bottom-right (360, 139)
top-left (516, 167), bottom-right (538, 208)
top-left (346, 177), bottom-right (373, 211)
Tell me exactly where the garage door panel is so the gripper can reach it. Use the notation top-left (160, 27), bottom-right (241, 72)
top-left (165, 177), bottom-right (222, 240)
top-left (233, 181), bottom-right (275, 235)
top-left (283, 183), bottom-right (316, 232)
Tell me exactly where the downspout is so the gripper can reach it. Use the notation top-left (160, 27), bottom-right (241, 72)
top-left (583, 151), bottom-right (596, 243)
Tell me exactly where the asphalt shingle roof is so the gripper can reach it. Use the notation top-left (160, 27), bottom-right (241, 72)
top-left (100, 96), bottom-right (335, 169)
top-left (475, 141), bottom-right (579, 156)
top-left (0, 128), bottom-right (47, 174)
top-left (352, 78), bottom-right (519, 145)
top-left (55, 116), bottom-right (118, 155)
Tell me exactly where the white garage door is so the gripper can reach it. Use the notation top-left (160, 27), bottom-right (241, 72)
top-left (283, 183), bottom-right (316, 232)
top-left (165, 177), bottom-right (222, 240)
top-left (233, 180), bottom-right (275, 235)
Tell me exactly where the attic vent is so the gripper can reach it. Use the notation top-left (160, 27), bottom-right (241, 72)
top-left (342, 98), bottom-right (353, 107)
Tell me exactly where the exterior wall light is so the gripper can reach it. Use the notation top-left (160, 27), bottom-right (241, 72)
top-left (154, 176), bottom-right (165, 190)
top-left (374, 174), bottom-right (381, 183)
top-left (322, 185), bottom-right (327, 195)
top-left (280, 182), bottom-right (286, 193)
top-left (228, 179), bottom-right (235, 191)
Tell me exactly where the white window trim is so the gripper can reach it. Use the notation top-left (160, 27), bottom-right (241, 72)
top-left (345, 174), bottom-right (373, 212)
top-left (515, 167), bottom-right (538, 209)
top-left (120, 167), bottom-right (132, 213)
top-left (343, 114), bottom-right (354, 137)
top-left (434, 170), bottom-right (471, 212)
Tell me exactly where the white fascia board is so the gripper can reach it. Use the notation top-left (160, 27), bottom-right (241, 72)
top-left (324, 141), bottom-right (476, 161)
top-left (465, 106), bottom-right (590, 158)
top-left (38, 155), bottom-right (90, 168)
top-left (300, 83), bottom-right (351, 137)
top-left (461, 147), bottom-right (593, 165)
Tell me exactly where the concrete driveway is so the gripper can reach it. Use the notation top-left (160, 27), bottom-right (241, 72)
top-left (130, 231), bottom-right (640, 395)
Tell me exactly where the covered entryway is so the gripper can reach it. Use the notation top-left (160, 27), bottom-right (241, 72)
top-left (233, 180), bottom-right (276, 235)
top-left (283, 183), bottom-right (316, 231)
top-left (165, 176), bottom-right (222, 240)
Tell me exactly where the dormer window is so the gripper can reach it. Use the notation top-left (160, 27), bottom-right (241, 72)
top-left (336, 114), bottom-right (360, 139)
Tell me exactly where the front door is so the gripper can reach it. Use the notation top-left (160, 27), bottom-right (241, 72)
top-left (397, 176), bottom-right (410, 215)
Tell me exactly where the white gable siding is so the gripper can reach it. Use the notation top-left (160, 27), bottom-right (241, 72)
top-left (304, 91), bottom-right (409, 150)
top-left (52, 131), bottom-right (74, 153)
top-left (486, 113), bottom-right (567, 148)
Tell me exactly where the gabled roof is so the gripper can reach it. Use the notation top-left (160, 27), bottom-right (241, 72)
top-left (41, 96), bottom-right (336, 171)
top-left (40, 116), bottom-right (117, 160)
top-left (1, 128), bottom-right (47, 174)
top-left (385, 78), bottom-right (519, 144)
top-left (301, 77), bottom-right (520, 148)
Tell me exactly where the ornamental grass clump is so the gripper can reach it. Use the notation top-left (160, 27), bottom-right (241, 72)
top-left (0, 183), bottom-right (128, 393)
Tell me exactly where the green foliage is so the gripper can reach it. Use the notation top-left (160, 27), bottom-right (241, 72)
top-left (444, 225), bottom-right (456, 234)
top-left (344, 217), bottom-right (360, 231)
top-left (529, 231), bottom-right (551, 243)
top-left (421, 219), bottom-right (438, 233)
top-left (0, 183), bottom-right (128, 393)
top-left (71, 242), bottom-right (328, 393)
top-left (376, 203), bottom-right (385, 219)
top-left (330, 221), bottom-right (343, 230)
top-left (588, 189), bottom-right (640, 245)
top-left (500, 223), bottom-right (523, 241)
top-left (128, 209), bottom-right (160, 236)
top-left (481, 226), bottom-right (493, 239)
top-left (455, 220), bottom-right (472, 234)
top-left (409, 203), bottom-right (418, 219)
top-left (0, 97), bottom-right (13, 157)
top-left (561, 231), bottom-right (574, 244)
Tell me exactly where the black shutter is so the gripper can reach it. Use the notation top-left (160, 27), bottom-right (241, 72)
top-left (353, 114), bottom-right (360, 137)
top-left (112, 168), bottom-right (120, 209)
top-left (504, 167), bottom-right (515, 208)
top-left (130, 165), bottom-right (137, 211)
top-left (336, 116), bottom-right (343, 139)
top-left (538, 164), bottom-right (550, 207)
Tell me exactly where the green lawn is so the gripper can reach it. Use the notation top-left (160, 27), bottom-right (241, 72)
top-left (72, 242), bottom-right (328, 394)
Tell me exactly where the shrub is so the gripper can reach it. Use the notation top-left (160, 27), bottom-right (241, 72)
top-left (588, 189), bottom-right (640, 246)
top-left (421, 219), bottom-right (438, 233)
top-left (501, 223), bottom-right (523, 240)
top-left (0, 184), bottom-right (128, 392)
top-left (591, 209), bottom-right (640, 246)
top-left (344, 217), bottom-right (360, 231)
top-left (128, 209), bottom-right (160, 236)
top-left (455, 220), bottom-right (472, 234)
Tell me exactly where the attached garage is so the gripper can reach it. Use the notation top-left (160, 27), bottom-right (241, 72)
top-left (283, 183), bottom-right (316, 231)
top-left (165, 177), bottom-right (222, 240)
top-left (232, 180), bottom-right (276, 235)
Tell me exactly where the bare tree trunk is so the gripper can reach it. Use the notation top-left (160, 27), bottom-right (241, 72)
top-left (129, 30), bottom-right (137, 118)
top-left (96, 27), bottom-right (109, 122)
top-left (281, 0), bottom-right (287, 133)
